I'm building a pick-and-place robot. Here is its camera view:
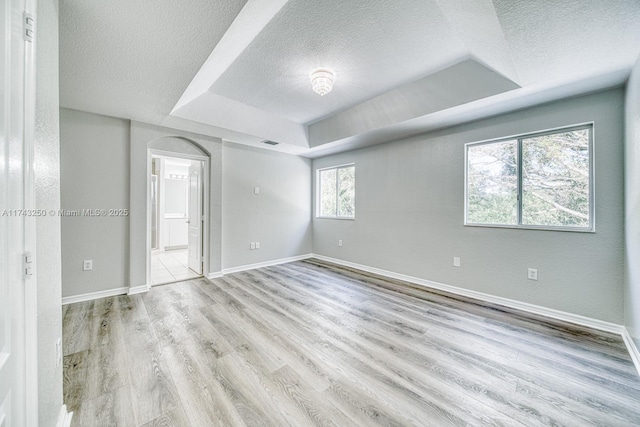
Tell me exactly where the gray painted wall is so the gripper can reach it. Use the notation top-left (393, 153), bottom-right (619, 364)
top-left (60, 109), bottom-right (130, 297)
top-left (129, 121), bottom-right (223, 283)
top-left (35, 0), bottom-right (63, 424)
top-left (313, 89), bottom-right (625, 323)
top-left (59, 113), bottom-right (223, 294)
top-left (60, 89), bottom-right (626, 326)
top-left (60, 112), bottom-right (312, 296)
top-left (625, 58), bottom-right (640, 348)
top-left (222, 143), bottom-right (312, 269)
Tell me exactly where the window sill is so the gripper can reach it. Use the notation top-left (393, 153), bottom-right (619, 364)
top-left (464, 223), bottom-right (594, 233)
top-left (316, 216), bottom-right (355, 221)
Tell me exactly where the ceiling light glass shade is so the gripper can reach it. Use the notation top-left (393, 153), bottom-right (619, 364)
top-left (310, 69), bottom-right (335, 96)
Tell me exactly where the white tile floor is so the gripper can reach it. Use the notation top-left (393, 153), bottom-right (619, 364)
top-left (151, 249), bottom-right (201, 285)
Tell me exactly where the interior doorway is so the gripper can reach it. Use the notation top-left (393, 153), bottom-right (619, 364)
top-left (149, 154), bottom-right (205, 285)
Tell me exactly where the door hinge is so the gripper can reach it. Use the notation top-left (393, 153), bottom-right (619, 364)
top-left (23, 12), bottom-right (34, 42)
top-left (24, 252), bottom-right (34, 279)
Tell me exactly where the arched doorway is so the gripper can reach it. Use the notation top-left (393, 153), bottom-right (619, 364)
top-left (146, 138), bottom-right (209, 287)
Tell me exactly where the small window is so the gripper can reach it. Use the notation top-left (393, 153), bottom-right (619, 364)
top-left (465, 124), bottom-right (593, 231)
top-left (317, 164), bottom-right (355, 219)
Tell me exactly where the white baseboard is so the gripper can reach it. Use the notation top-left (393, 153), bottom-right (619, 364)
top-left (310, 254), bottom-right (624, 335)
top-left (56, 404), bottom-right (73, 427)
top-left (62, 287), bottom-right (128, 305)
top-left (62, 283), bottom-right (149, 305)
top-left (128, 284), bottom-right (150, 295)
top-left (57, 252), bottom-right (639, 377)
top-left (60, 254), bottom-right (313, 304)
top-left (221, 253), bottom-right (313, 275)
top-left (622, 327), bottom-right (640, 377)
top-left (311, 254), bottom-right (640, 374)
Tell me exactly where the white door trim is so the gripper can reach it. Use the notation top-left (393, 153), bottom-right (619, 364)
top-left (23, 0), bottom-right (40, 423)
top-left (187, 161), bottom-right (203, 275)
top-left (145, 149), bottom-right (209, 290)
top-left (1, 0), bottom-right (39, 424)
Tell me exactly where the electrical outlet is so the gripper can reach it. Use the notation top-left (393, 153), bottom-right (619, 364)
top-left (255, 242), bottom-right (260, 249)
top-left (250, 242), bottom-right (256, 250)
top-left (338, 240), bottom-right (343, 247)
top-left (56, 338), bottom-right (62, 367)
top-left (528, 268), bottom-right (538, 281)
top-left (254, 186), bottom-right (260, 195)
top-left (83, 260), bottom-right (92, 271)
top-left (453, 257), bottom-right (461, 267)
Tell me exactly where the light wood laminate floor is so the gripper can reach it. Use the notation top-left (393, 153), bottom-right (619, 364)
top-left (63, 259), bottom-right (640, 426)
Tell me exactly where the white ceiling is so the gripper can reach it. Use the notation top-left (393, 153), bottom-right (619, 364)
top-left (60, 0), bottom-right (640, 158)
top-left (211, 0), bottom-right (472, 124)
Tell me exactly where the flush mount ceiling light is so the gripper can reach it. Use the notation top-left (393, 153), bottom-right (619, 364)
top-left (310, 69), bottom-right (335, 96)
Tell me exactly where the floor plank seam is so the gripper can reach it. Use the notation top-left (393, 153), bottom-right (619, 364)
top-left (63, 261), bottom-right (640, 426)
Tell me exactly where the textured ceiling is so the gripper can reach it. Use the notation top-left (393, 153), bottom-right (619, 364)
top-left (211, 0), bottom-right (467, 124)
top-left (493, 0), bottom-right (640, 86)
top-left (59, 0), bottom-right (640, 157)
top-left (59, 0), bottom-right (260, 145)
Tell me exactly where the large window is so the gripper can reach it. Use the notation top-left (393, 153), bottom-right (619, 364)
top-left (465, 124), bottom-right (593, 231)
top-left (317, 164), bottom-right (355, 219)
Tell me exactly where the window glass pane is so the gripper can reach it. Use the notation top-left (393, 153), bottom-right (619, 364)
top-left (319, 168), bottom-right (337, 217)
top-left (337, 166), bottom-right (355, 218)
top-left (522, 129), bottom-right (590, 227)
top-left (467, 140), bottom-right (518, 225)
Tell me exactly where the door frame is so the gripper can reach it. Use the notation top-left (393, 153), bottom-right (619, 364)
top-left (2, 0), bottom-right (39, 423)
top-left (146, 149), bottom-right (209, 288)
top-left (187, 161), bottom-right (203, 275)
top-left (23, 0), bottom-right (40, 422)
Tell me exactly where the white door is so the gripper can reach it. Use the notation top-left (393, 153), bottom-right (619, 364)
top-left (187, 162), bottom-right (202, 274)
top-left (1, 0), bottom-right (29, 425)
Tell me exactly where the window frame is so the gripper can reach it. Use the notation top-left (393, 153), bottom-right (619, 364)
top-left (316, 163), bottom-right (356, 220)
top-left (464, 123), bottom-right (595, 232)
